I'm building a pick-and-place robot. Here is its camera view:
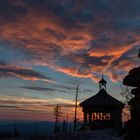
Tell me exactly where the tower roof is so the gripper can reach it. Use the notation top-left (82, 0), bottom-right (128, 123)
top-left (98, 75), bottom-right (107, 91)
top-left (99, 75), bottom-right (107, 85)
top-left (80, 88), bottom-right (124, 107)
top-left (99, 77), bottom-right (107, 84)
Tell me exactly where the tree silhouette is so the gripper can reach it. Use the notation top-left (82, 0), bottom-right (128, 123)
top-left (120, 84), bottom-right (133, 123)
top-left (62, 120), bottom-right (66, 133)
top-left (120, 84), bottom-right (133, 104)
top-left (54, 104), bottom-right (62, 133)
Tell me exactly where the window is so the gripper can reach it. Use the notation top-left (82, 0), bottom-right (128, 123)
top-left (93, 112), bottom-right (111, 120)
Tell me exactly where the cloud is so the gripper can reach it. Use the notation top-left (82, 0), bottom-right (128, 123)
top-left (21, 86), bottom-right (56, 91)
top-left (0, 0), bottom-right (140, 82)
top-left (55, 84), bottom-right (74, 91)
top-left (0, 95), bottom-right (81, 121)
top-left (19, 81), bottom-right (81, 93)
top-left (0, 60), bottom-right (55, 83)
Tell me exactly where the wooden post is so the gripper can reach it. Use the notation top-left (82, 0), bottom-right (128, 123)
top-left (89, 113), bottom-right (92, 124)
top-left (84, 111), bottom-right (87, 125)
top-left (74, 84), bottom-right (79, 132)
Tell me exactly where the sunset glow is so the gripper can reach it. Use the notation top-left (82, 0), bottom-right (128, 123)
top-left (0, 0), bottom-right (139, 122)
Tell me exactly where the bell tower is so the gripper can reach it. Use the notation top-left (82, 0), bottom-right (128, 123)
top-left (99, 75), bottom-right (107, 90)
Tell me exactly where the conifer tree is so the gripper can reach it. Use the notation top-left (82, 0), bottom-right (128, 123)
top-left (54, 104), bottom-right (62, 133)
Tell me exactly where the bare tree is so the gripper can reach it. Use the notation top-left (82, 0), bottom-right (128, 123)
top-left (120, 84), bottom-right (133, 122)
top-left (54, 104), bottom-right (62, 133)
top-left (120, 84), bottom-right (133, 104)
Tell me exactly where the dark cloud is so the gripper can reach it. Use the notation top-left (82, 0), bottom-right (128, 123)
top-left (0, 105), bottom-right (20, 109)
top-left (55, 84), bottom-right (74, 91)
top-left (0, 0), bottom-right (140, 82)
top-left (68, 52), bottom-right (112, 67)
top-left (0, 0), bottom-right (27, 23)
top-left (20, 86), bottom-right (69, 93)
top-left (112, 48), bottom-right (139, 68)
top-left (83, 54), bottom-right (109, 66)
top-left (0, 60), bottom-right (7, 65)
top-left (82, 89), bottom-right (93, 93)
top-left (46, 103), bottom-right (75, 108)
top-left (45, 28), bottom-right (66, 41)
top-left (21, 86), bottom-right (55, 91)
top-left (0, 60), bottom-right (52, 81)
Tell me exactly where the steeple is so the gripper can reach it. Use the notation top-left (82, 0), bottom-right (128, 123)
top-left (98, 75), bottom-right (107, 91)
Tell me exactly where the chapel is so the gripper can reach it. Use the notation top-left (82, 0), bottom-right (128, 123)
top-left (80, 76), bottom-right (124, 132)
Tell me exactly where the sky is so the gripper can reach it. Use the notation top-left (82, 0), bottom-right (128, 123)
top-left (0, 0), bottom-right (140, 122)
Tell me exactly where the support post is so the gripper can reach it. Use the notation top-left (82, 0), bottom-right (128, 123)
top-left (89, 113), bottom-right (92, 124)
top-left (73, 84), bottom-right (79, 132)
top-left (84, 111), bottom-right (87, 125)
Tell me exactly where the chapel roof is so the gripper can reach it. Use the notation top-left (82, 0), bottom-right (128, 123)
top-left (80, 88), bottom-right (124, 107)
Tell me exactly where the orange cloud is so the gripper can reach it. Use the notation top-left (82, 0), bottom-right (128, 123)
top-left (0, 62), bottom-right (55, 83)
top-left (0, 1), bottom-right (139, 83)
top-left (0, 96), bottom-right (82, 121)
